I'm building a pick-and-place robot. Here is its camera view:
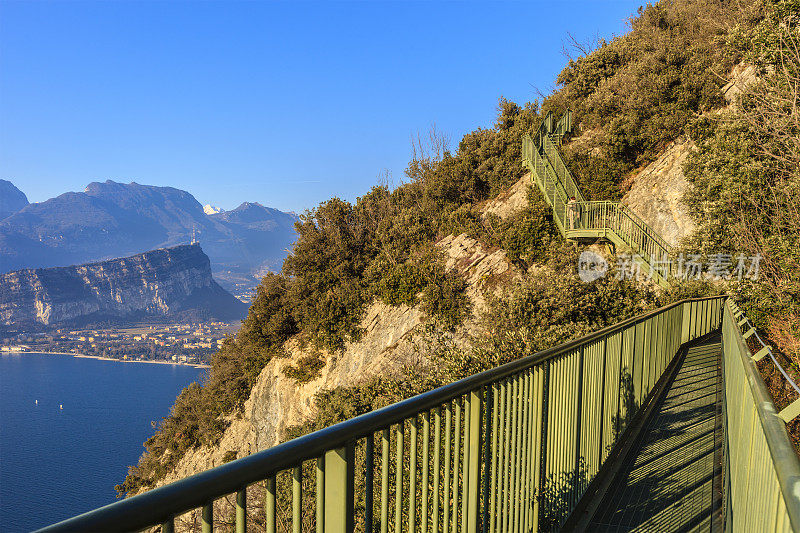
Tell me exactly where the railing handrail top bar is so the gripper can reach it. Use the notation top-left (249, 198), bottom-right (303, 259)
top-left (38, 295), bottom-right (724, 533)
top-left (724, 302), bottom-right (800, 530)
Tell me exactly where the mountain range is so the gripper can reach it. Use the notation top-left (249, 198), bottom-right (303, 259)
top-left (0, 180), bottom-right (297, 298)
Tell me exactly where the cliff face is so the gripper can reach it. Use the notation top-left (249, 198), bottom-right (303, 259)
top-left (621, 139), bottom-right (697, 247)
top-left (0, 244), bottom-right (246, 327)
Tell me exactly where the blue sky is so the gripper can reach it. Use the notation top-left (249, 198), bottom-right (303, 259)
top-left (1, 1), bottom-right (642, 213)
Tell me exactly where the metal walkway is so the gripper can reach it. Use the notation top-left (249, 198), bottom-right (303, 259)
top-left (585, 333), bottom-right (724, 532)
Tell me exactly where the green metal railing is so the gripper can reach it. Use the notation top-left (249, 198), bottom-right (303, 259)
top-left (522, 111), bottom-right (673, 285)
top-left (39, 297), bottom-right (724, 533)
top-left (722, 300), bottom-right (800, 532)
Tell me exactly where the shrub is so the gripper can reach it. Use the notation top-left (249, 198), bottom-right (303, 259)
top-left (283, 353), bottom-right (326, 384)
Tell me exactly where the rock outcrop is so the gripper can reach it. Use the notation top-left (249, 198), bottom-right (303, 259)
top-left (482, 173), bottom-right (531, 220)
top-left (0, 244), bottom-right (246, 328)
top-left (621, 139), bottom-right (697, 247)
top-left (722, 63), bottom-right (759, 105)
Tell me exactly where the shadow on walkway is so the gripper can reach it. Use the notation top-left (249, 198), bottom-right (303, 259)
top-left (586, 334), bottom-right (723, 532)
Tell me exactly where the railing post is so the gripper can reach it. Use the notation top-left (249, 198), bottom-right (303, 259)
top-left (265, 476), bottom-right (276, 533)
top-left (235, 488), bottom-right (246, 533)
top-left (201, 502), bottom-right (213, 533)
top-left (325, 444), bottom-right (355, 532)
top-left (467, 388), bottom-right (482, 533)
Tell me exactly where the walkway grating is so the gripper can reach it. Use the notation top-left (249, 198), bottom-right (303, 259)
top-left (586, 333), bottom-right (724, 532)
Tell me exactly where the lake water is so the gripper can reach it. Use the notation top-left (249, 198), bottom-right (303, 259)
top-left (0, 353), bottom-right (205, 532)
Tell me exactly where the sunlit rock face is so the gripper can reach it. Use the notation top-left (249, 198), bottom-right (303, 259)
top-left (622, 139), bottom-right (697, 247)
top-left (0, 244), bottom-right (245, 327)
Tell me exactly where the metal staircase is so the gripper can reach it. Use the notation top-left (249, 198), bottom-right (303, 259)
top-left (522, 111), bottom-right (674, 287)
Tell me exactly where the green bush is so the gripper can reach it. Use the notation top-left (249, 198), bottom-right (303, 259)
top-left (283, 353), bottom-right (326, 384)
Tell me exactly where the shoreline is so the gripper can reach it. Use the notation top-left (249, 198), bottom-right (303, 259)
top-left (2, 350), bottom-right (210, 369)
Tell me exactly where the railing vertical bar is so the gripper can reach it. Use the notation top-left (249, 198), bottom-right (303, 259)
top-left (201, 502), bottom-right (213, 533)
top-left (467, 389), bottom-right (482, 533)
top-left (496, 380), bottom-right (507, 533)
top-left (452, 398), bottom-right (462, 533)
top-left (524, 369), bottom-right (534, 531)
top-left (483, 385), bottom-right (493, 533)
top-left (395, 422), bottom-right (404, 533)
top-left (366, 433), bottom-right (374, 533)
top-left (489, 383), bottom-right (499, 533)
top-left (502, 379), bottom-right (512, 533)
top-left (317, 456), bottom-right (325, 533)
top-left (461, 395), bottom-right (471, 532)
top-left (521, 369), bottom-right (532, 533)
top-left (265, 476), bottom-right (276, 533)
top-left (235, 488), bottom-right (246, 533)
top-left (292, 465), bottom-right (302, 533)
top-left (537, 361), bottom-right (551, 532)
top-left (422, 412), bottom-right (431, 533)
top-left (324, 444), bottom-right (355, 531)
top-left (512, 373), bottom-right (524, 532)
top-left (380, 429), bottom-right (390, 533)
top-left (597, 337), bottom-right (608, 469)
top-left (643, 318), bottom-right (653, 397)
top-left (410, 416), bottom-right (418, 532)
top-left (444, 404), bottom-right (452, 533)
top-left (573, 345), bottom-right (585, 511)
top-left (433, 408), bottom-right (442, 533)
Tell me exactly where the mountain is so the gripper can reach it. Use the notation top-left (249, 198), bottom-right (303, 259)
top-left (203, 204), bottom-right (223, 215)
top-left (0, 181), bottom-right (297, 297)
top-left (0, 244), bottom-right (246, 329)
top-left (0, 180), bottom-right (29, 220)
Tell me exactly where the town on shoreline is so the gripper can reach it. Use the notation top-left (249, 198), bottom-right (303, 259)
top-left (1, 321), bottom-right (238, 367)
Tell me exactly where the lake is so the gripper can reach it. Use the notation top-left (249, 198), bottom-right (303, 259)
top-left (0, 352), bottom-right (205, 532)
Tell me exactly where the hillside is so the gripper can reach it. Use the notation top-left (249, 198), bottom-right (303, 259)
top-left (0, 244), bottom-right (246, 330)
top-left (0, 181), bottom-right (297, 297)
top-left (118, 0), bottom-right (799, 509)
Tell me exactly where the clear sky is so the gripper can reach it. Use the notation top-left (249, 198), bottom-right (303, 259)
top-left (1, 0), bottom-right (642, 214)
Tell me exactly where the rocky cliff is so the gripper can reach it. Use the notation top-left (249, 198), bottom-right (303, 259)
top-left (0, 244), bottom-right (246, 328)
top-left (621, 139), bottom-right (697, 247)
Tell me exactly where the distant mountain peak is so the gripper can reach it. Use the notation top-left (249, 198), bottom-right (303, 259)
top-left (203, 204), bottom-right (224, 215)
top-left (0, 180), bottom-right (29, 220)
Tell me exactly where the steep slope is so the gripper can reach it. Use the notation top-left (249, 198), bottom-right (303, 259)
top-left (0, 180), bottom-right (29, 220)
top-left (148, 232), bottom-right (516, 486)
top-left (0, 181), bottom-right (297, 294)
top-left (0, 244), bottom-right (246, 329)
